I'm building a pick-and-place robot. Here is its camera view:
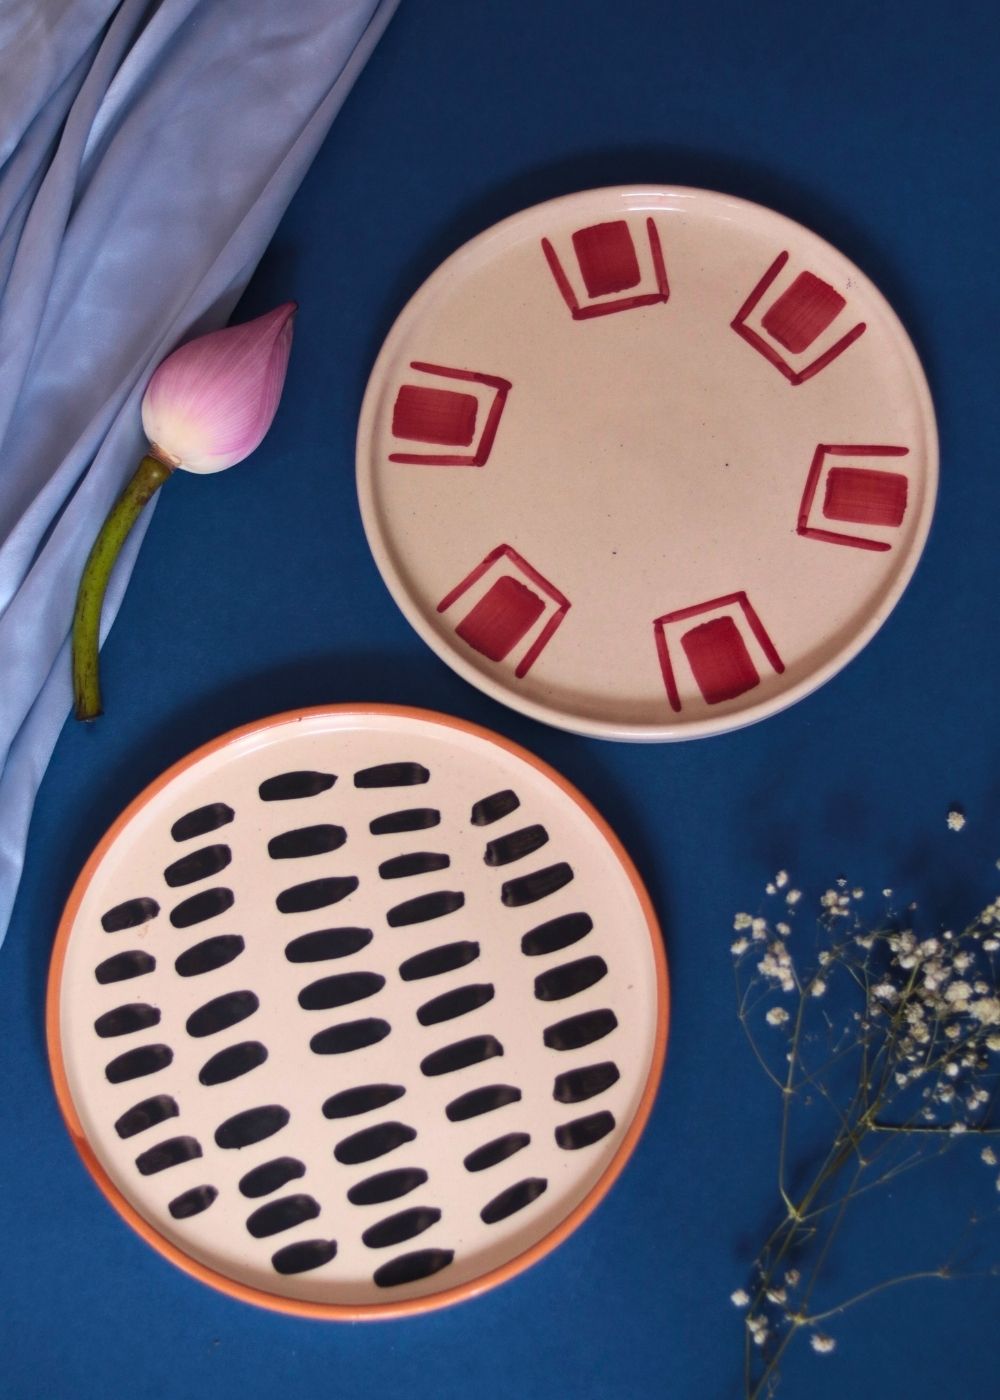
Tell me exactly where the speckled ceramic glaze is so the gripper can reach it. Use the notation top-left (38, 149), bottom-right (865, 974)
top-left (357, 187), bottom-right (937, 740)
top-left (48, 707), bottom-right (668, 1317)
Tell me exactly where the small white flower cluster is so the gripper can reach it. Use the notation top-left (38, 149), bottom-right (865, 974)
top-left (946, 807), bottom-right (966, 832)
top-left (810, 1333), bottom-right (836, 1355)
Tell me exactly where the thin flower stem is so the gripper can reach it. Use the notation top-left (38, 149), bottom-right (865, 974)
top-left (71, 453), bottom-right (172, 720)
top-left (801, 1268), bottom-right (950, 1325)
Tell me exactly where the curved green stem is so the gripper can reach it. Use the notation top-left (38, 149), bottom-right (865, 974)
top-left (72, 453), bottom-right (172, 720)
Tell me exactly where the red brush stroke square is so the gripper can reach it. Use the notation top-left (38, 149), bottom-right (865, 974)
top-left (822, 467), bottom-right (909, 527)
top-left (571, 221), bottom-right (641, 298)
top-left (680, 616), bottom-right (760, 705)
top-left (455, 576), bottom-right (546, 662)
top-left (761, 271), bottom-right (846, 354)
top-left (392, 385), bottom-right (478, 447)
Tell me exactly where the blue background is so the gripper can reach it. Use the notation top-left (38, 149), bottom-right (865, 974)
top-left (2, 1), bottom-right (999, 1395)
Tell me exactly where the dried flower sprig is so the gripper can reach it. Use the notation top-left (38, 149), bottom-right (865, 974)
top-left (71, 302), bottom-right (296, 720)
top-left (732, 876), bottom-right (1000, 1398)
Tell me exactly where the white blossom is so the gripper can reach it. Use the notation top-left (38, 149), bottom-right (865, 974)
top-left (981, 1146), bottom-right (997, 1166)
top-left (730, 1288), bottom-right (750, 1308)
top-left (731, 937), bottom-right (750, 957)
top-left (733, 912), bottom-right (752, 931)
top-left (766, 1006), bottom-right (790, 1027)
top-left (775, 870), bottom-right (789, 889)
top-left (810, 1334), bottom-right (836, 1354)
top-left (971, 997), bottom-right (1000, 1025)
top-left (785, 888), bottom-right (802, 906)
top-left (946, 807), bottom-right (966, 832)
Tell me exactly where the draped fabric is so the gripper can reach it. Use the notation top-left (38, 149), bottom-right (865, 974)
top-left (0, 0), bottom-right (399, 945)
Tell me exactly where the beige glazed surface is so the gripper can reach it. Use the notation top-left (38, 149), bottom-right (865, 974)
top-left (49, 707), bottom-right (668, 1317)
top-left (357, 187), bottom-right (937, 739)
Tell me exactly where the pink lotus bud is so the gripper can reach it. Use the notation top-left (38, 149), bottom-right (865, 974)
top-left (141, 302), bottom-right (297, 474)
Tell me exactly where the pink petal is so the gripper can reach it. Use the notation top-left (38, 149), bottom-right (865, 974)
top-left (141, 302), bottom-right (297, 473)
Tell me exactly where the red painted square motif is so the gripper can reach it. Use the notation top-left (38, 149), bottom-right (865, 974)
top-left (731, 252), bottom-right (865, 384)
top-left (760, 271), bottom-right (846, 354)
top-left (822, 467), bottom-right (908, 528)
top-left (542, 216), bottom-right (669, 320)
top-left (391, 385), bottom-right (478, 447)
top-left (680, 616), bottom-right (760, 705)
top-left (797, 445), bottom-right (911, 551)
top-left (438, 545), bottom-right (570, 679)
top-left (455, 576), bottom-right (546, 662)
top-left (389, 361), bottom-right (512, 466)
top-left (571, 221), bottom-right (642, 297)
top-left (653, 592), bottom-right (784, 714)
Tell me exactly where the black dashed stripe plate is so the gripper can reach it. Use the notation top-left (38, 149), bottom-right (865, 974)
top-left (47, 706), bottom-right (668, 1318)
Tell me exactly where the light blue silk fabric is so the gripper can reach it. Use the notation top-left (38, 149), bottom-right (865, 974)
top-left (0, 0), bottom-right (399, 945)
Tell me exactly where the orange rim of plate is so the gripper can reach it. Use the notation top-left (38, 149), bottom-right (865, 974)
top-left (46, 704), bottom-right (670, 1320)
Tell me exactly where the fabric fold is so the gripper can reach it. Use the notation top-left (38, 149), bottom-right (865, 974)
top-left (0, 0), bottom-right (400, 945)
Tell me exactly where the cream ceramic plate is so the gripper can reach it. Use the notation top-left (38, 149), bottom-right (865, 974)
top-left (48, 706), bottom-right (667, 1318)
top-left (357, 187), bottom-right (937, 740)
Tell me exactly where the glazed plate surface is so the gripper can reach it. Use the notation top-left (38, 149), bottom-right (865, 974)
top-left (357, 187), bottom-right (937, 739)
top-left (48, 707), bottom-right (667, 1317)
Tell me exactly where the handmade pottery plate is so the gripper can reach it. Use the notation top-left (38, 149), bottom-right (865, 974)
top-left (48, 706), bottom-right (667, 1318)
top-left (357, 187), bottom-right (937, 740)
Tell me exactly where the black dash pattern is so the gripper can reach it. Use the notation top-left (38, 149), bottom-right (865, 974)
top-left (310, 1018), bottom-right (391, 1055)
top-left (334, 1121), bottom-right (417, 1165)
top-left (354, 762), bottom-right (429, 788)
top-left (276, 876), bottom-right (358, 914)
top-left (521, 912), bottom-right (593, 956)
top-left (171, 803), bottom-right (235, 841)
top-left (386, 890), bottom-right (464, 927)
top-left (94, 1003), bottom-right (161, 1038)
top-left (399, 941), bottom-right (480, 982)
top-left (369, 808), bottom-right (440, 835)
top-left (169, 1184), bottom-right (218, 1220)
top-left (555, 1110), bottom-right (616, 1150)
top-left (259, 771), bottom-right (336, 801)
top-left (267, 824), bottom-right (347, 859)
top-left (297, 970), bottom-right (385, 1011)
top-left (199, 1040), bottom-right (268, 1085)
top-left (470, 789), bottom-right (520, 826)
top-left (347, 1168), bottom-right (428, 1206)
top-left (463, 1132), bottom-right (531, 1173)
top-left (135, 1135), bottom-right (202, 1176)
top-left (215, 1104), bottom-right (290, 1150)
top-left (95, 949), bottom-right (156, 984)
top-left (480, 1177), bottom-right (548, 1224)
top-left (373, 1249), bottom-right (454, 1289)
top-left (246, 1193), bottom-right (320, 1238)
top-left (163, 844), bottom-right (232, 888)
top-left (501, 863), bottom-right (573, 908)
top-left (169, 887), bottom-right (234, 928)
top-left (445, 1084), bottom-right (521, 1122)
top-left (322, 1083), bottom-right (405, 1119)
top-left (105, 1044), bottom-right (173, 1084)
top-left (239, 1157), bottom-right (306, 1199)
top-left (484, 824), bottom-right (549, 867)
top-left (174, 934), bottom-right (245, 977)
top-left (420, 1035), bottom-right (503, 1077)
top-left (416, 983), bottom-right (495, 1026)
top-left (101, 897), bottom-right (159, 933)
top-left (284, 927), bottom-right (372, 962)
top-left (114, 1093), bottom-right (178, 1140)
top-left (185, 989), bottom-right (258, 1038)
top-left (362, 1206), bottom-right (440, 1250)
top-left (534, 955), bottom-right (608, 1002)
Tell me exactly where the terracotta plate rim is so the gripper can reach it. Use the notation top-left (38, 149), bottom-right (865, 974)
top-left (46, 703), bottom-right (670, 1320)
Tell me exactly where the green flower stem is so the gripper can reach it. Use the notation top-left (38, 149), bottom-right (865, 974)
top-left (72, 453), bottom-right (173, 721)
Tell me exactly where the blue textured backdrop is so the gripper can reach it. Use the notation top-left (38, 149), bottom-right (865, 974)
top-left (2, 1), bottom-right (999, 1396)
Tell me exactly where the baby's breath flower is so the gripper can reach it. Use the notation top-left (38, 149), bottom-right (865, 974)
top-left (730, 1288), bottom-right (750, 1308)
top-left (987, 1033), bottom-right (1000, 1052)
top-left (981, 1146), bottom-right (997, 1167)
top-left (946, 807), bottom-right (966, 832)
top-left (766, 1287), bottom-right (787, 1305)
top-left (766, 1006), bottom-right (790, 1028)
top-left (784, 1269), bottom-right (800, 1289)
top-left (971, 997), bottom-right (1000, 1026)
top-left (731, 937), bottom-right (750, 956)
top-left (811, 979), bottom-right (827, 998)
top-left (810, 1334), bottom-right (836, 1355)
top-left (733, 912), bottom-right (752, 931)
top-left (852, 888), bottom-right (864, 900)
top-left (776, 922), bottom-right (791, 937)
top-left (775, 870), bottom-right (789, 889)
top-left (785, 888), bottom-right (802, 906)
top-left (871, 982), bottom-right (898, 1003)
top-left (949, 1122), bottom-right (968, 1135)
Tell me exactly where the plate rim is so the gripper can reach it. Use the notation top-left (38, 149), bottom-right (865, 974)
top-left (46, 703), bottom-right (670, 1320)
top-left (356, 184), bottom-right (939, 742)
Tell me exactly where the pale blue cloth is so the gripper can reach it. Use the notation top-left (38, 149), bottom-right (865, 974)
top-left (0, 0), bottom-right (399, 945)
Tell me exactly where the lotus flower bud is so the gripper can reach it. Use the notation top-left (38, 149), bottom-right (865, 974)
top-left (141, 302), bottom-right (296, 473)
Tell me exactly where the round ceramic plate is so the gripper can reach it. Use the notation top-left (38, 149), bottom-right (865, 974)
top-left (48, 706), bottom-right (667, 1318)
top-left (357, 187), bottom-right (937, 740)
